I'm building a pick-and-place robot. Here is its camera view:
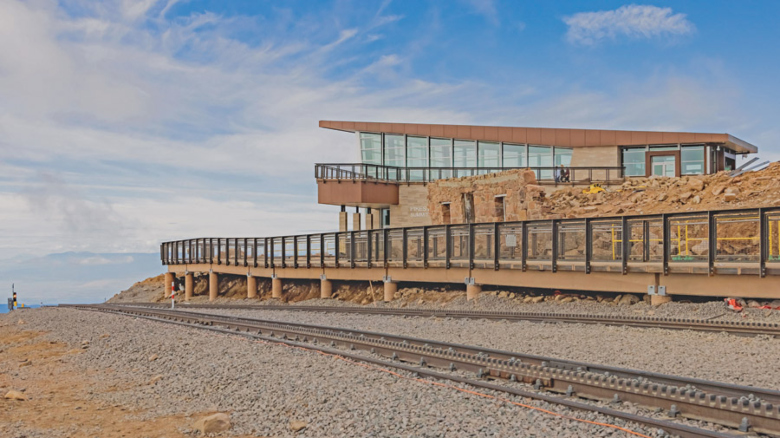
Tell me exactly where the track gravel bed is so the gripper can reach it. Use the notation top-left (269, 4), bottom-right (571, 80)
top-left (184, 307), bottom-right (780, 389)
top-left (3, 308), bottom-right (672, 438)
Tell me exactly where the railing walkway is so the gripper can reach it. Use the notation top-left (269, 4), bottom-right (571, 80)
top-left (315, 163), bottom-right (625, 185)
top-left (162, 207), bottom-right (780, 278)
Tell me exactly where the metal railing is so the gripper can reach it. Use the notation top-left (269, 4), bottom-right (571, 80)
top-left (315, 163), bottom-right (625, 185)
top-left (161, 207), bottom-right (780, 277)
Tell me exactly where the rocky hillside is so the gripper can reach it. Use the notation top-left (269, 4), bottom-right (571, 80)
top-left (546, 162), bottom-right (780, 218)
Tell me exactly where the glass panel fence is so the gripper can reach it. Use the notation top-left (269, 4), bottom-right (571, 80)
top-left (406, 228), bottom-right (425, 262)
top-left (526, 222), bottom-right (552, 261)
top-left (427, 227), bottom-right (447, 261)
top-left (768, 211), bottom-right (780, 262)
top-left (449, 225), bottom-right (470, 261)
top-left (715, 211), bottom-right (759, 262)
top-left (473, 224), bottom-right (494, 261)
top-left (498, 223), bottom-right (523, 262)
top-left (557, 221), bottom-right (585, 261)
top-left (388, 230), bottom-right (404, 262)
top-left (668, 215), bottom-right (708, 262)
top-left (591, 220), bottom-right (622, 262)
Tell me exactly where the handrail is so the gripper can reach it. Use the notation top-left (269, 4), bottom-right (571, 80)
top-left (161, 206), bottom-right (780, 278)
top-left (314, 163), bottom-right (625, 184)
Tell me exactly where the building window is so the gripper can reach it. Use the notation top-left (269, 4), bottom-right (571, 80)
top-left (407, 136), bottom-right (428, 181)
top-left (478, 142), bottom-right (501, 169)
top-left (503, 143), bottom-right (527, 167)
top-left (494, 195), bottom-right (506, 222)
top-left (430, 138), bottom-right (452, 178)
top-left (554, 147), bottom-right (572, 167)
top-left (463, 193), bottom-right (475, 223)
top-left (359, 132), bottom-right (382, 165)
top-left (622, 148), bottom-right (645, 177)
top-left (529, 145), bottom-right (553, 179)
top-left (681, 145), bottom-right (705, 175)
top-left (381, 209), bottom-right (390, 228)
top-left (441, 203), bottom-right (451, 224)
top-left (454, 140), bottom-right (477, 169)
top-left (384, 134), bottom-right (405, 179)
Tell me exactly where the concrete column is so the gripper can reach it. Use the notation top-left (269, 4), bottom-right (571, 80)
top-left (320, 278), bottom-right (332, 299)
top-left (339, 212), bottom-right (348, 232)
top-left (383, 281), bottom-right (397, 302)
top-left (650, 294), bottom-right (672, 306)
top-left (247, 275), bottom-right (258, 299)
top-left (352, 213), bottom-right (362, 231)
top-left (466, 284), bottom-right (482, 301)
top-left (272, 276), bottom-right (282, 299)
top-left (164, 272), bottom-right (174, 298)
top-left (365, 213), bottom-right (374, 230)
top-left (184, 272), bottom-right (193, 301)
top-left (209, 271), bottom-right (218, 302)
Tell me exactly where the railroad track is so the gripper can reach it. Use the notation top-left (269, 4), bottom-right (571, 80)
top-left (66, 304), bottom-right (779, 437)
top-left (117, 302), bottom-right (780, 337)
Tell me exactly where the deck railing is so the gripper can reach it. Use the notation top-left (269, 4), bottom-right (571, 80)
top-left (315, 163), bottom-right (625, 185)
top-left (162, 207), bottom-right (780, 278)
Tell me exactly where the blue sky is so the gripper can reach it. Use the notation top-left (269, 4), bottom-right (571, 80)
top-left (1, 0), bottom-right (779, 302)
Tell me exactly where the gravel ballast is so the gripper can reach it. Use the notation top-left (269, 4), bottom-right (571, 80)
top-left (183, 306), bottom-right (780, 390)
top-left (1, 307), bottom-right (680, 438)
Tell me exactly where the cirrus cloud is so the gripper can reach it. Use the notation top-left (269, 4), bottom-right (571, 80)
top-left (563, 4), bottom-right (695, 46)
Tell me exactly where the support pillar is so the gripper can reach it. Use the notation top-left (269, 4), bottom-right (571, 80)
top-left (209, 271), bottom-right (218, 302)
top-left (352, 207), bottom-right (361, 231)
top-left (184, 272), bottom-right (193, 301)
top-left (466, 283), bottom-right (482, 301)
top-left (365, 207), bottom-right (374, 231)
top-left (272, 276), bottom-right (282, 299)
top-left (164, 272), bottom-right (174, 298)
top-left (383, 280), bottom-right (397, 302)
top-left (339, 205), bottom-right (348, 232)
top-left (247, 275), bottom-right (257, 299)
top-left (650, 294), bottom-right (672, 306)
top-left (320, 277), bottom-right (332, 299)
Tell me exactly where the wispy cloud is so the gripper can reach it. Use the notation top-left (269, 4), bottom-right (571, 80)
top-left (563, 5), bottom-right (695, 46)
top-left (461, 0), bottom-right (499, 26)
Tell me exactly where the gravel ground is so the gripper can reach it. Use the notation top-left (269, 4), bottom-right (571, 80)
top-left (182, 306), bottom-right (780, 390)
top-left (3, 307), bottom-right (731, 438)
top-left (181, 292), bottom-right (780, 323)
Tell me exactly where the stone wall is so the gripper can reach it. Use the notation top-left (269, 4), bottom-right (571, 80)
top-left (390, 184), bottom-right (433, 227)
top-left (426, 169), bottom-right (550, 225)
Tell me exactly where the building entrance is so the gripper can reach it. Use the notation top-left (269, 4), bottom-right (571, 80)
top-left (651, 155), bottom-right (676, 177)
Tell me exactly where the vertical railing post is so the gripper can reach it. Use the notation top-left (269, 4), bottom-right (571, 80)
top-left (293, 236), bottom-right (298, 269)
top-left (281, 237), bottom-right (286, 269)
top-left (264, 237), bottom-right (269, 268)
top-left (243, 238), bottom-right (248, 267)
top-left (306, 235), bottom-right (311, 269)
top-left (759, 208), bottom-right (767, 278)
top-left (253, 238), bottom-right (258, 268)
top-left (494, 222), bottom-right (500, 271)
top-left (383, 229), bottom-right (389, 268)
top-left (402, 228), bottom-right (408, 269)
top-left (350, 231), bottom-right (356, 269)
top-left (707, 211), bottom-right (716, 276)
top-left (217, 239), bottom-right (221, 265)
top-left (642, 221), bottom-right (650, 263)
top-left (367, 231), bottom-right (373, 269)
top-left (585, 218), bottom-right (592, 274)
top-left (334, 233), bottom-right (340, 268)
top-left (445, 225), bottom-right (451, 269)
top-left (423, 227), bottom-right (429, 269)
top-left (468, 223), bottom-right (475, 271)
top-left (621, 216), bottom-right (629, 275)
top-left (521, 222), bottom-right (528, 272)
top-left (320, 234), bottom-right (325, 268)
top-left (551, 220), bottom-right (558, 273)
top-left (662, 214), bottom-right (669, 276)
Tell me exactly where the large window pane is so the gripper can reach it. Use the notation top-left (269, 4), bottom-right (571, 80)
top-left (529, 145), bottom-right (552, 179)
top-left (503, 144), bottom-right (526, 167)
top-left (454, 140), bottom-right (477, 170)
top-left (407, 136), bottom-right (428, 181)
top-left (478, 142), bottom-right (500, 169)
top-left (622, 148), bottom-right (645, 177)
top-left (430, 138), bottom-right (452, 179)
top-left (554, 147), bottom-right (572, 166)
top-left (384, 134), bottom-right (405, 179)
top-left (360, 133), bottom-right (382, 165)
top-left (681, 145), bottom-right (704, 175)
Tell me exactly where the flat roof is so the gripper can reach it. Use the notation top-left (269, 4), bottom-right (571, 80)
top-left (320, 120), bottom-right (758, 154)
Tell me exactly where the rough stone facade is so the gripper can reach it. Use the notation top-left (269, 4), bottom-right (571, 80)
top-left (390, 185), bottom-right (433, 228)
top-left (427, 169), bottom-right (550, 225)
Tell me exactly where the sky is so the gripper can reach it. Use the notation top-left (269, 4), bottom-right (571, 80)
top-left (1, 0), bottom-right (779, 303)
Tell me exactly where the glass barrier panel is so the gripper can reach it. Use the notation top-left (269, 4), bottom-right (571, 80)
top-left (388, 230), bottom-right (404, 262)
top-left (323, 234), bottom-right (336, 265)
top-left (473, 224), bottom-right (494, 261)
top-left (590, 220), bottom-right (622, 262)
top-left (715, 211), bottom-right (759, 263)
top-left (354, 231), bottom-right (368, 262)
top-left (449, 225), bottom-right (470, 260)
top-left (498, 223), bottom-right (523, 262)
top-left (557, 221), bottom-right (585, 261)
top-left (526, 222), bottom-right (552, 261)
top-left (427, 227), bottom-right (447, 261)
top-left (406, 228), bottom-right (425, 262)
top-left (369, 230), bottom-right (384, 263)
top-left (768, 212), bottom-right (780, 262)
top-left (219, 239), bottom-right (227, 263)
top-left (338, 232), bottom-right (350, 262)
top-left (668, 215), bottom-right (708, 262)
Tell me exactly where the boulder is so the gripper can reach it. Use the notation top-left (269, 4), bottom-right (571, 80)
top-left (290, 420), bottom-right (308, 432)
top-left (4, 390), bottom-right (26, 401)
top-left (724, 187), bottom-right (740, 202)
top-left (193, 413), bottom-right (231, 435)
top-left (618, 294), bottom-right (640, 305)
top-left (687, 178), bottom-right (705, 191)
top-left (530, 296), bottom-right (545, 303)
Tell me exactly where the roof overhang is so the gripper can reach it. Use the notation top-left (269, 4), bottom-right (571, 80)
top-left (320, 120), bottom-right (758, 154)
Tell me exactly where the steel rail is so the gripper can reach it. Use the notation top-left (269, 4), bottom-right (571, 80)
top-left (68, 304), bottom-right (780, 436)
top-left (117, 302), bottom-right (780, 337)
top-left (66, 304), bottom-right (739, 438)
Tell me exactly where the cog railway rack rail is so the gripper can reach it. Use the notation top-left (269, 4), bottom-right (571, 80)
top-left (119, 303), bottom-right (780, 337)
top-left (66, 304), bottom-right (780, 437)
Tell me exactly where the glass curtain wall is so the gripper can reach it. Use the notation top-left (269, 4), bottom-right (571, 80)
top-left (407, 136), bottom-right (429, 181)
top-left (384, 134), bottom-right (405, 179)
top-left (454, 140), bottom-right (477, 176)
top-left (502, 144), bottom-right (526, 167)
top-left (529, 145), bottom-right (552, 179)
top-left (359, 133), bottom-right (382, 166)
top-left (622, 148), bottom-right (645, 176)
top-left (478, 142), bottom-right (501, 173)
top-left (430, 138), bottom-right (452, 179)
top-left (681, 145), bottom-right (705, 175)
